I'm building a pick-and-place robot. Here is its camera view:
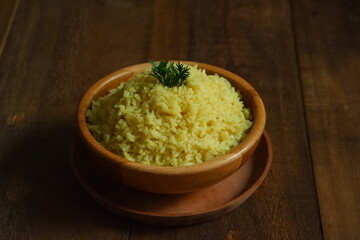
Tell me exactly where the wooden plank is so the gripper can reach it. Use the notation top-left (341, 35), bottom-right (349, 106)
top-left (0, 0), bottom-right (155, 238)
top-left (130, 0), bottom-right (323, 239)
top-left (290, 0), bottom-right (360, 239)
top-left (0, 0), bottom-right (20, 57)
top-left (0, 0), bottom-right (323, 239)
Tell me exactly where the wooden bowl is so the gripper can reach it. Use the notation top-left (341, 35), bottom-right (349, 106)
top-left (76, 61), bottom-right (266, 194)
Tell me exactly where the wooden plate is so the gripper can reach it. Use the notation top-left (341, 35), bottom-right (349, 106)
top-left (70, 131), bottom-right (272, 226)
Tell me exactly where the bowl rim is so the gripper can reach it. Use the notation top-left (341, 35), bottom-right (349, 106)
top-left (77, 61), bottom-right (266, 175)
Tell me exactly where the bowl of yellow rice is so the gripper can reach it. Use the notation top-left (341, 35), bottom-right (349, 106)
top-left (76, 61), bottom-right (266, 194)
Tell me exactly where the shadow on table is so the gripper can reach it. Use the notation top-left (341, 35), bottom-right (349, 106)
top-left (2, 120), bottom-right (129, 236)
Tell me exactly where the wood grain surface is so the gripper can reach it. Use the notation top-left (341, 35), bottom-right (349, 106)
top-left (0, 0), bottom-right (20, 57)
top-left (0, 0), bottom-right (358, 239)
top-left (291, 0), bottom-right (360, 239)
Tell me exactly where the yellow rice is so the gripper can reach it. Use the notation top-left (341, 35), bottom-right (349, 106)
top-left (86, 64), bottom-right (252, 166)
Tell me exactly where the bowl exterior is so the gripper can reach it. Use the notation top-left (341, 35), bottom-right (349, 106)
top-left (77, 61), bottom-right (266, 194)
top-left (77, 135), bottom-right (260, 194)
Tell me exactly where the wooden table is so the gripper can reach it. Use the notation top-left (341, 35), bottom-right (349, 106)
top-left (1, 0), bottom-right (359, 239)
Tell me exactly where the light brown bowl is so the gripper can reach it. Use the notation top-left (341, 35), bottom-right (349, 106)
top-left (76, 61), bottom-right (266, 194)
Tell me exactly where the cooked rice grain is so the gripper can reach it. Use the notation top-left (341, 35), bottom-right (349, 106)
top-left (87, 65), bottom-right (252, 166)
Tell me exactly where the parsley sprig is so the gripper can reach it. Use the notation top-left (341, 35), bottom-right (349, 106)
top-left (150, 60), bottom-right (190, 87)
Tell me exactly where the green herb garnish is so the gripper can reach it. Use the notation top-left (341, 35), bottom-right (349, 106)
top-left (150, 60), bottom-right (190, 87)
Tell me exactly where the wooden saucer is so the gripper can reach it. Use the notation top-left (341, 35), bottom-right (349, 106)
top-left (70, 131), bottom-right (272, 226)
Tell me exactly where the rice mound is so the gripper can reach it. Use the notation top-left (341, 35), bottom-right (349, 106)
top-left (86, 64), bottom-right (252, 166)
